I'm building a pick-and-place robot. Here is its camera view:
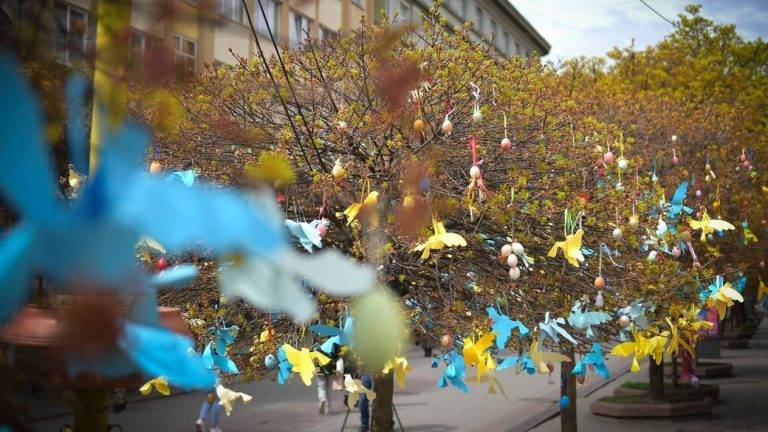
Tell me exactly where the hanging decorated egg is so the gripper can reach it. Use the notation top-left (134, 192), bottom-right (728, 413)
top-left (264, 353), bottom-right (277, 369)
top-left (337, 120), bottom-right (348, 133)
top-left (705, 163), bottom-right (711, 171)
top-left (509, 267), bottom-right (521, 280)
top-left (500, 244), bottom-right (513, 257)
top-left (469, 165), bottom-right (481, 179)
top-left (317, 224), bottom-right (328, 238)
top-left (594, 276), bottom-right (605, 290)
top-left (472, 109), bottom-right (483, 123)
top-left (743, 160), bottom-right (750, 169)
top-left (760, 261), bottom-right (765, 269)
top-left (695, 189), bottom-right (702, 198)
top-left (617, 157), bottom-right (628, 170)
top-left (441, 334), bottom-right (452, 348)
top-left (671, 246), bottom-right (681, 257)
top-left (672, 156), bottom-right (679, 165)
top-left (595, 291), bottom-right (604, 308)
top-left (612, 227), bottom-right (623, 240)
top-left (441, 118), bottom-right (453, 134)
top-left (619, 315), bottom-right (631, 328)
top-left (652, 173), bottom-right (658, 183)
top-left (603, 151), bottom-right (615, 164)
top-left (413, 119), bottom-right (424, 134)
top-left (648, 250), bottom-right (658, 261)
top-left (506, 254), bottom-right (518, 268)
top-left (500, 137), bottom-right (512, 151)
top-left (332, 159), bottom-right (346, 179)
top-left (511, 242), bottom-right (525, 256)
top-left (156, 257), bottom-right (169, 271)
top-left (671, 135), bottom-right (678, 143)
top-left (149, 161), bottom-right (162, 175)
top-left (740, 150), bottom-right (747, 161)
top-left (559, 396), bottom-right (570, 409)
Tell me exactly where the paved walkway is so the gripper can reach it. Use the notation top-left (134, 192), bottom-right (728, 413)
top-left (533, 319), bottom-right (768, 432)
top-left (29, 345), bottom-right (632, 432)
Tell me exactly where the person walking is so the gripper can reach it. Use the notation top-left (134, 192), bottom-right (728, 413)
top-left (195, 390), bottom-right (222, 432)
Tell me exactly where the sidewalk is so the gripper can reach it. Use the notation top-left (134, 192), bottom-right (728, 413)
top-left (28, 344), bottom-right (632, 432)
top-left (532, 319), bottom-right (768, 432)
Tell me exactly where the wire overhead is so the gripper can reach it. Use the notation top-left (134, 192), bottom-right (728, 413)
top-left (638, 0), bottom-right (679, 28)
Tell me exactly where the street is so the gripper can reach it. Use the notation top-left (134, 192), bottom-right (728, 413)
top-left (31, 345), bottom-right (631, 432)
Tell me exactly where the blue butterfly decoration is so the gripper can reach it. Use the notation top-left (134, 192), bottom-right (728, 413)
top-left (733, 275), bottom-right (747, 294)
top-left (165, 170), bottom-right (198, 187)
top-left (666, 181), bottom-right (693, 219)
top-left (486, 307), bottom-right (529, 350)
top-left (572, 343), bottom-right (610, 380)
top-left (202, 325), bottom-right (240, 374)
top-left (567, 301), bottom-right (611, 340)
top-left (276, 345), bottom-right (293, 384)
top-left (699, 276), bottom-right (724, 303)
top-left (538, 312), bottom-right (577, 345)
top-left (497, 353), bottom-right (536, 375)
top-left (311, 316), bottom-right (355, 354)
top-left (285, 219), bottom-right (326, 253)
top-left (437, 351), bottom-right (469, 393)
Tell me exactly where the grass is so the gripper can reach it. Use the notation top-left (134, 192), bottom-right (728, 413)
top-left (599, 396), bottom-right (666, 405)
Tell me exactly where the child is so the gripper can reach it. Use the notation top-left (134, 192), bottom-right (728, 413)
top-left (195, 390), bottom-right (222, 432)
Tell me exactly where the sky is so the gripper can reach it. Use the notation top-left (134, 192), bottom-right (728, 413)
top-left (511, 0), bottom-right (768, 61)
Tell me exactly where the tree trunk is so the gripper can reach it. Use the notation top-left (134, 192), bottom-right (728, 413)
top-left (371, 372), bottom-right (394, 432)
top-left (670, 354), bottom-right (678, 387)
top-left (560, 347), bottom-right (577, 432)
top-left (648, 358), bottom-right (664, 401)
top-left (72, 387), bottom-right (110, 432)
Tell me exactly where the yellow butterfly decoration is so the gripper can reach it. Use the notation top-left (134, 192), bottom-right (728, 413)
top-left (216, 384), bottom-right (253, 415)
top-left (688, 208), bottom-right (735, 242)
top-left (758, 277), bottom-right (768, 299)
top-left (462, 332), bottom-right (497, 382)
top-left (548, 228), bottom-right (585, 267)
top-left (344, 180), bottom-right (379, 227)
top-left (344, 374), bottom-right (377, 409)
top-left (610, 330), bottom-right (666, 372)
top-left (139, 376), bottom-right (170, 396)
top-left (413, 217), bottom-right (468, 259)
top-left (679, 304), bottom-right (713, 333)
top-left (383, 357), bottom-right (412, 389)
top-left (706, 279), bottom-right (744, 319)
top-left (743, 221), bottom-right (758, 244)
top-left (529, 339), bottom-right (570, 374)
top-left (665, 318), bottom-right (693, 358)
top-left (467, 369), bottom-right (512, 401)
top-left (281, 343), bottom-right (331, 386)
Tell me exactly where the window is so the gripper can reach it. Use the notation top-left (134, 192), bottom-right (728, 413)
top-left (474, 7), bottom-right (484, 33)
top-left (255, 0), bottom-right (278, 36)
top-left (515, 41), bottom-right (521, 56)
top-left (218, 0), bottom-right (242, 22)
top-left (502, 31), bottom-right (509, 55)
top-left (53, 1), bottom-right (90, 65)
top-left (398, 0), bottom-right (412, 23)
top-left (173, 33), bottom-right (197, 75)
top-left (319, 25), bottom-right (338, 41)
top-left (289, 11), bottom-right (312, 48)
top-left (352, 0), bottom-right (362, 6)
top-left (460, 0), bottom-right (467, 18)
top-left (490, 19), bottom-right (497, 37)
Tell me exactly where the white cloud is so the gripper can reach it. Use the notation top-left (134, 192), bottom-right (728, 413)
top-left (511, 0), bottom-right (768, 59)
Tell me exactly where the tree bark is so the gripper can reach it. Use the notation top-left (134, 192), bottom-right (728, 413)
top-left (671, 354), bottom-right (678, 387)
top-left (72, 387), bottom-right (110, 432)
top-left (560, 346), bottom-right (577, 432)
top-left (371, 372), bottom-right (394, 432)
top-left (648, 358), bottom-right (665, 401)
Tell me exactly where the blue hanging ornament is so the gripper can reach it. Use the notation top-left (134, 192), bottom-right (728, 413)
top-left (559, 395), bottom-right (570, 409)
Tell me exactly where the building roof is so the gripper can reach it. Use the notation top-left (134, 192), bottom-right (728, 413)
top-left (493, 0), bottom-right (550, 55)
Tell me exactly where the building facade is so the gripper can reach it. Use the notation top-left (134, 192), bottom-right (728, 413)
top-left (0, 0), bottom-right (548, 74)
